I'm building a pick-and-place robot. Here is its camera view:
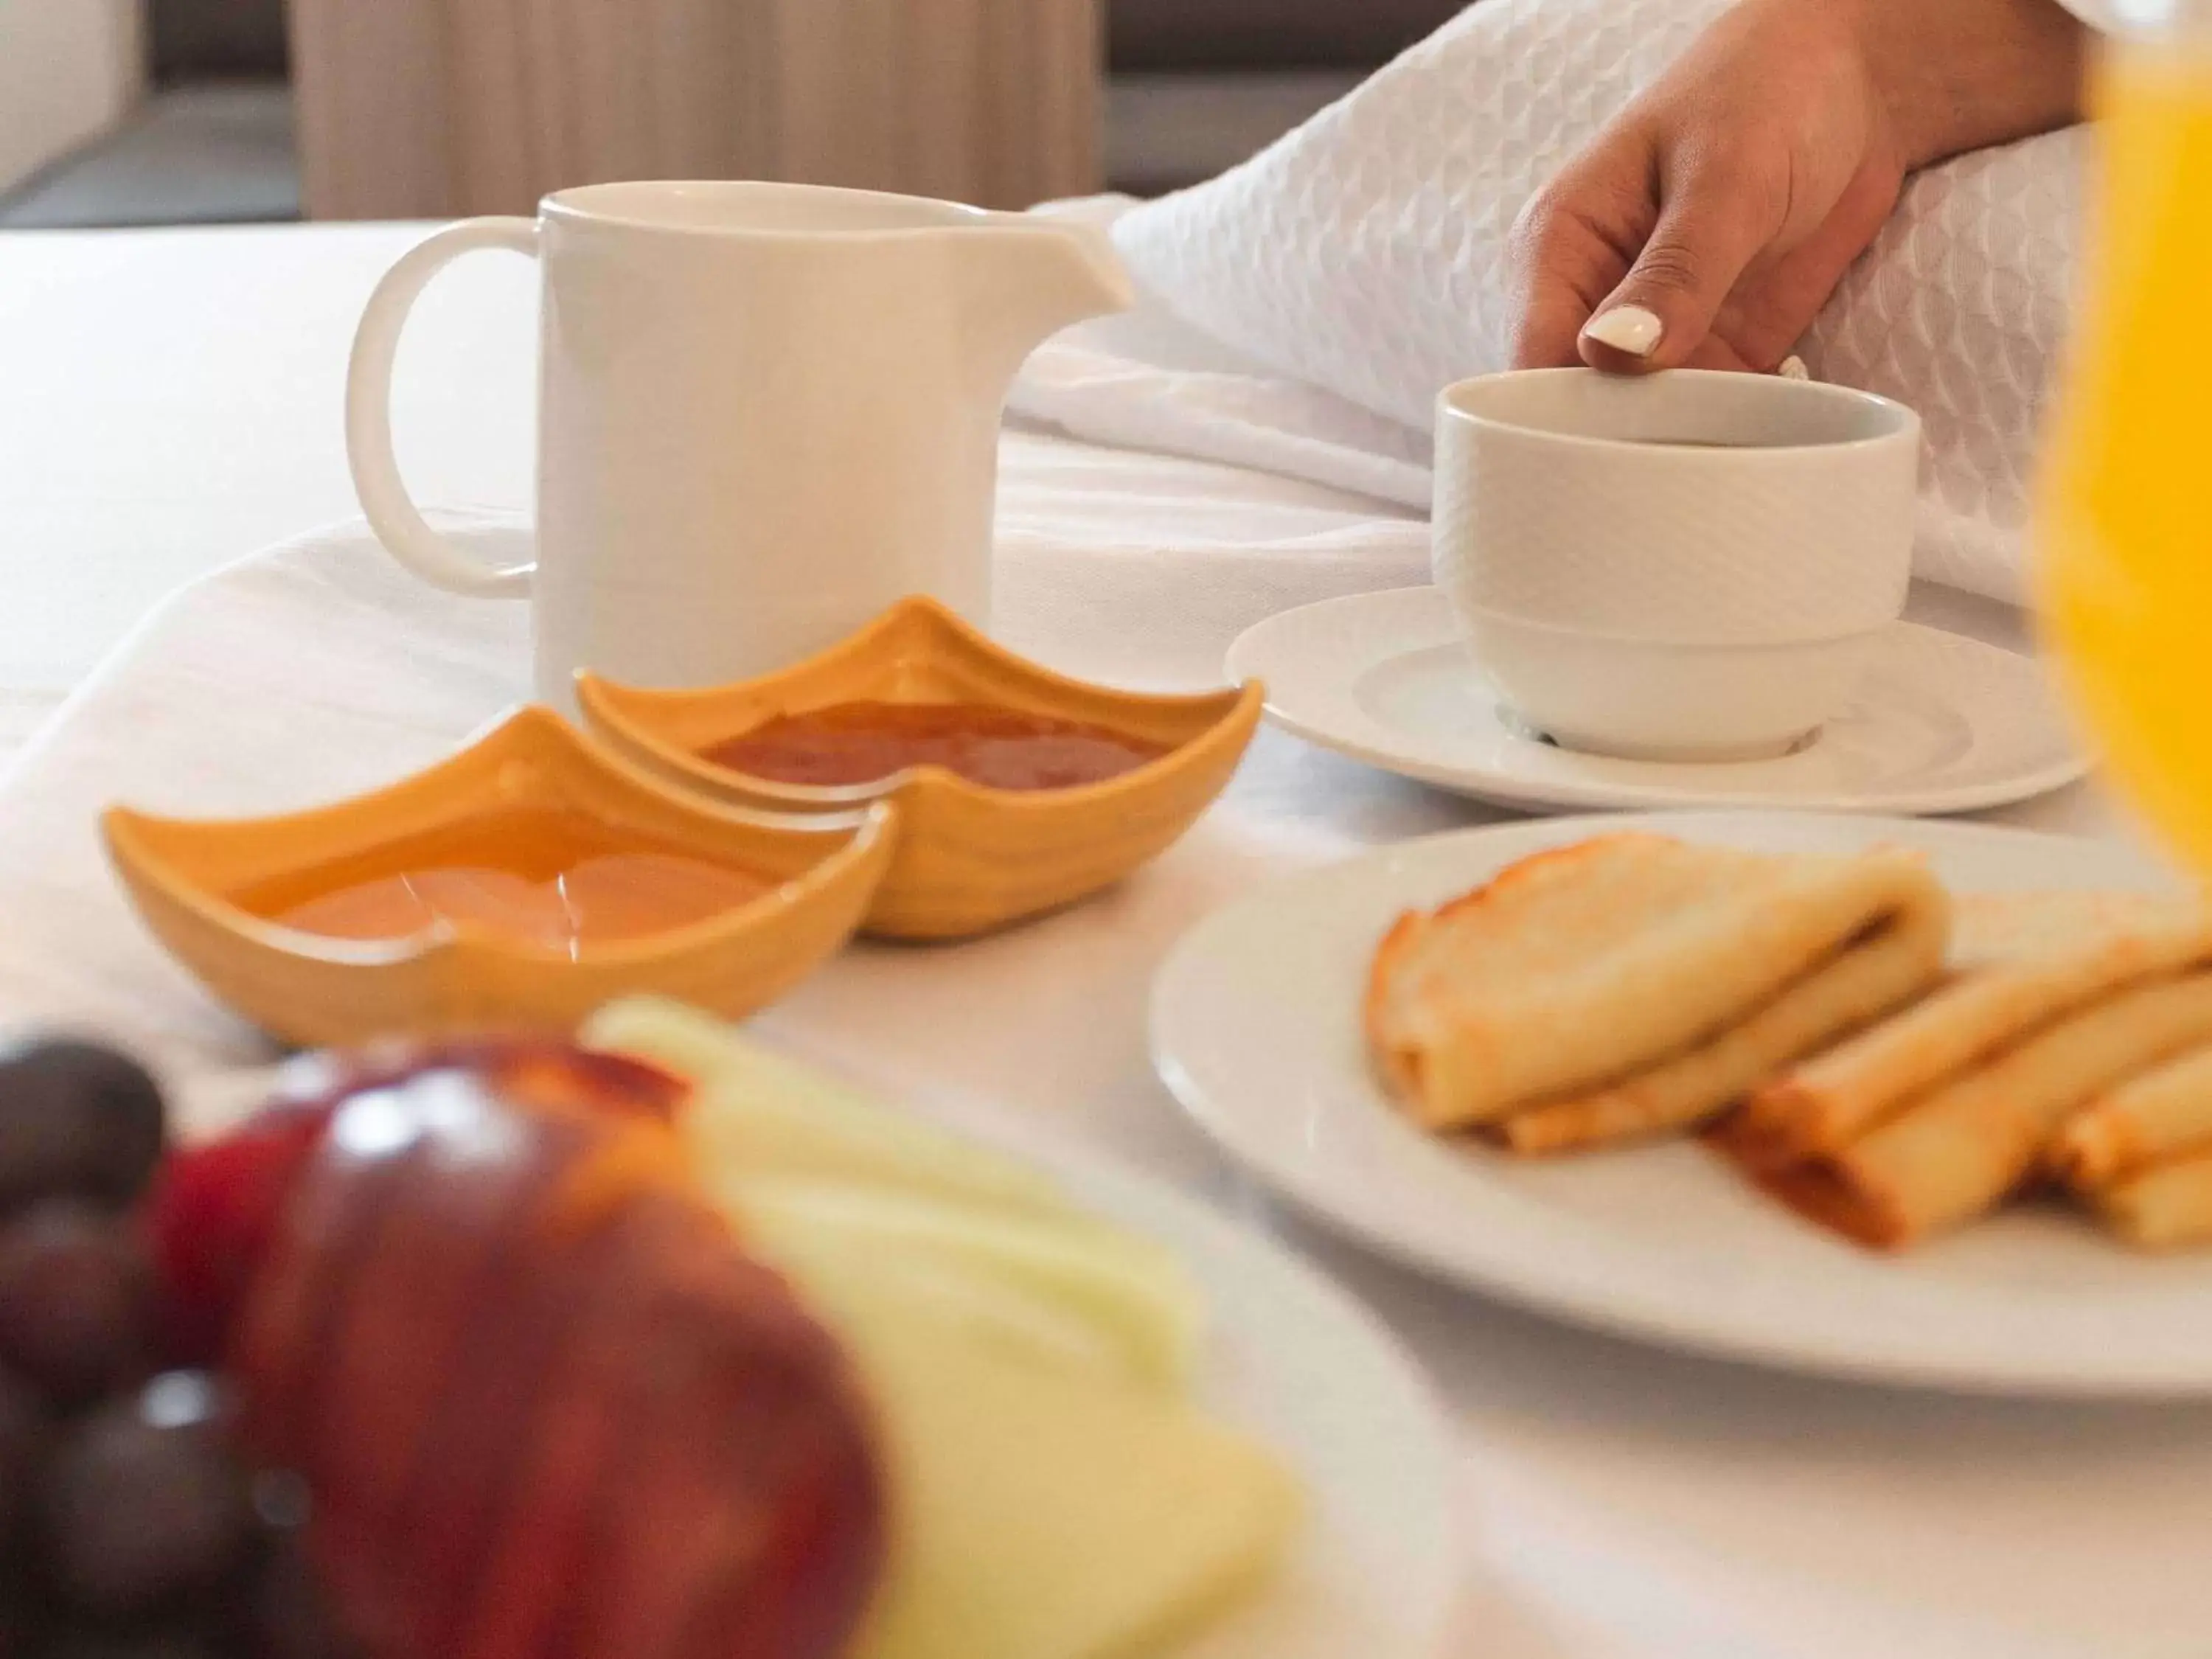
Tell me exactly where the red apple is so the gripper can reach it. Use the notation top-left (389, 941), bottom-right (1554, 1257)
top-left (153, 1043), bottom-right (884, 1659)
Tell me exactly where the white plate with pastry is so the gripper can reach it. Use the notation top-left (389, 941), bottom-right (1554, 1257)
top-left (1148, 810), bottom-right (2212, 1396)
top-left (1224, 588), bottom-right (2088, 816)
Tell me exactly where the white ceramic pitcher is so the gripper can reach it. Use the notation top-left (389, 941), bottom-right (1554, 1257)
top-left (347, 181), bottom-right (1132, 706)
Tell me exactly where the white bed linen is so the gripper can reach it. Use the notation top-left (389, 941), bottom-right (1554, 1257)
top-left (992, 427), bottom-right (1427, 686)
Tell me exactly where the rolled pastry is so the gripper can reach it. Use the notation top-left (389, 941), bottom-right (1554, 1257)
top-left (1726, 917), bottom-right (2212, 1172)
top-left (2049, 1043), bottom-right (2212, 1190)
top-left (1500, 899), bottom-right (1945, 1154)
top-left (1767, 973), bottom-right (2212, 1247)
top-left (2092, 1150), bottom-right (2212, 1250)
top-left (1948, 890), bottom-right (2205, 969)
top-left (1366, 833), bottom-right (1947, 1139)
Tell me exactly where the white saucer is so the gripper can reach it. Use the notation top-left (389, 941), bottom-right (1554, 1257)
top-left (1225, 587), bottom-right (2088, 815)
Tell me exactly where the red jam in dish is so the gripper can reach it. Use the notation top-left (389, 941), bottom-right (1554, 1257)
top-left (239, 808), bottom-right (776, 950)
top-left (702, 700), bottom-right (1167, 792)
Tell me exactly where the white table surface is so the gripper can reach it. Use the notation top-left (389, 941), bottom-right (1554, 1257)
top-left (0, 223), bottom-right (535, 700)
top-left (4, 220), bottom-right (2194, 1659)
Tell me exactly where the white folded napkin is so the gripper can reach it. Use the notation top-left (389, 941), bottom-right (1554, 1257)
top-left (1015, 0), bottom-right (2087, 604)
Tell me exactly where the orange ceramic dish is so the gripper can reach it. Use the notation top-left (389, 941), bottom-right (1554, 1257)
top-left (576, 597), bottom-right (1264, 940)
top-left (103, 708), bottom-right (897, 1047)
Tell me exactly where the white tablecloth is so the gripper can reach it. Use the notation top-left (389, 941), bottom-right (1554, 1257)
top-left (3, 222), bottom-right (2203, 1659)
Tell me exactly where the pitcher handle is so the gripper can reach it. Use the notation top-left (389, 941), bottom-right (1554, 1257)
top-left (346, 218), bottom-right (540, 598)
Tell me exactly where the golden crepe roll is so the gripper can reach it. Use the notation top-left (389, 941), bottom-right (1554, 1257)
top-left (2090, 1150), bottom-right (2212, 1249)
top-left (1366, 835), bottom-right (1948, 1153)
top-left (1728, 912), bottom-right (2212, 1172)
top-left (1759, 973), bottom-right (2212, 1248)
top-left (2050, 1043), bottom-right (2212, 1192)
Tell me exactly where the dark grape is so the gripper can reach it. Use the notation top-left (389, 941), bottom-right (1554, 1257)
top-left (0, 1044), bottom-right (164, 1217)
top-left (0, 1567), bottom-right (32, 1653)
top-left (27, 1627), bottom-right (217, 1659)
top-left (249, 1536), bottom-right (362, 1659)
top-left (34, 1375), bottom-right (252, 1619)
top-left (0, 1206), bottom-right (150, 1406)
top-left (0, 1035), bottom-right (324, 1659)
top-left (0, 1363), bottom-right (42, 1548)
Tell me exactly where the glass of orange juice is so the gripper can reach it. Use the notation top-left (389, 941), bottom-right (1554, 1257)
top-left (2039, 2), bottom-right (2212, 869)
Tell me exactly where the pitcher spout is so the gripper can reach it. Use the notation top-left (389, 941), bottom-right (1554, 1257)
top-left (956, 219), bottom-right (1135, 393)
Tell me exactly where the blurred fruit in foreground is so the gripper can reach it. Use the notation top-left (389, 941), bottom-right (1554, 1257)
top-left (587, 999), bottom-right (1303, 1659)
top-left (0, 1362), bottom-right (39, 1547)
top-left (36, 1373), bottom-right (254, 1617)
top-left (160, 1043), bottom-right (886, 1659)
top-left (145, 1040), bottom-right (687, 1366)
top-left (0, 1040), bottom-right (343, 1659)
top-left (32, 1628), bottom-right (221, 1659)
top-left (0, 1040), bottom-right (165, 1214)
top-left (0, 1204), bottom-right (153, 1403)
top-left (8, 1015), bottom-right (1302, 1659)
top-left (250, 1530), bottom-right (364, 1659)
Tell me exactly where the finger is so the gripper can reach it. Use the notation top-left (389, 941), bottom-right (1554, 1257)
top-left (1507, 153), bottom-right (1660, 369)
top-left (1579, 159), bottom-right (1782, 374)
top-left (1683, 333), bottom-right (1756, 373)
top-left (1712, 156), bottom-right (1902, 370)
top-left (1514, 282), bottom-right (1603, 370)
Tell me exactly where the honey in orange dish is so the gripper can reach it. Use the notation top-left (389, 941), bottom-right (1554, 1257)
top-left (703, 700), bottom-right (1166, 792)
top-left (241, 807), bottom-right (774, 953)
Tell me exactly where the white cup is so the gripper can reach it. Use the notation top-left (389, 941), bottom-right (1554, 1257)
top-left (1433, 369), bottom-right (1922, 762)
top-left (347, 181), bottom-right (1129, 712)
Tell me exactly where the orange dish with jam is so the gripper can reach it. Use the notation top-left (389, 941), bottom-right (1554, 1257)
top-left (102, 709), bottom-right (897, 1046)
top-left (577, 598), bottom-right (1265, 942)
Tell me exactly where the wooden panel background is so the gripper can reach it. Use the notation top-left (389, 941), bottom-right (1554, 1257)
top-left (286, 0), bottom-right (1102, 219)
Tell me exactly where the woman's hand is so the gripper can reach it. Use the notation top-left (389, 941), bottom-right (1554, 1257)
top-left (1508, 0), bottom-right (2090, 374)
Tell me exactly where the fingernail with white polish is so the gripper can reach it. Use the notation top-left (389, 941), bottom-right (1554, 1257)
top-left (1582, 305), bottom-right (1664, 358)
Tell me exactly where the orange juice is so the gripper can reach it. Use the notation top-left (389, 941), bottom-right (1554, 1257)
top-left (2040, 40), bottom-right (2212, 870)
